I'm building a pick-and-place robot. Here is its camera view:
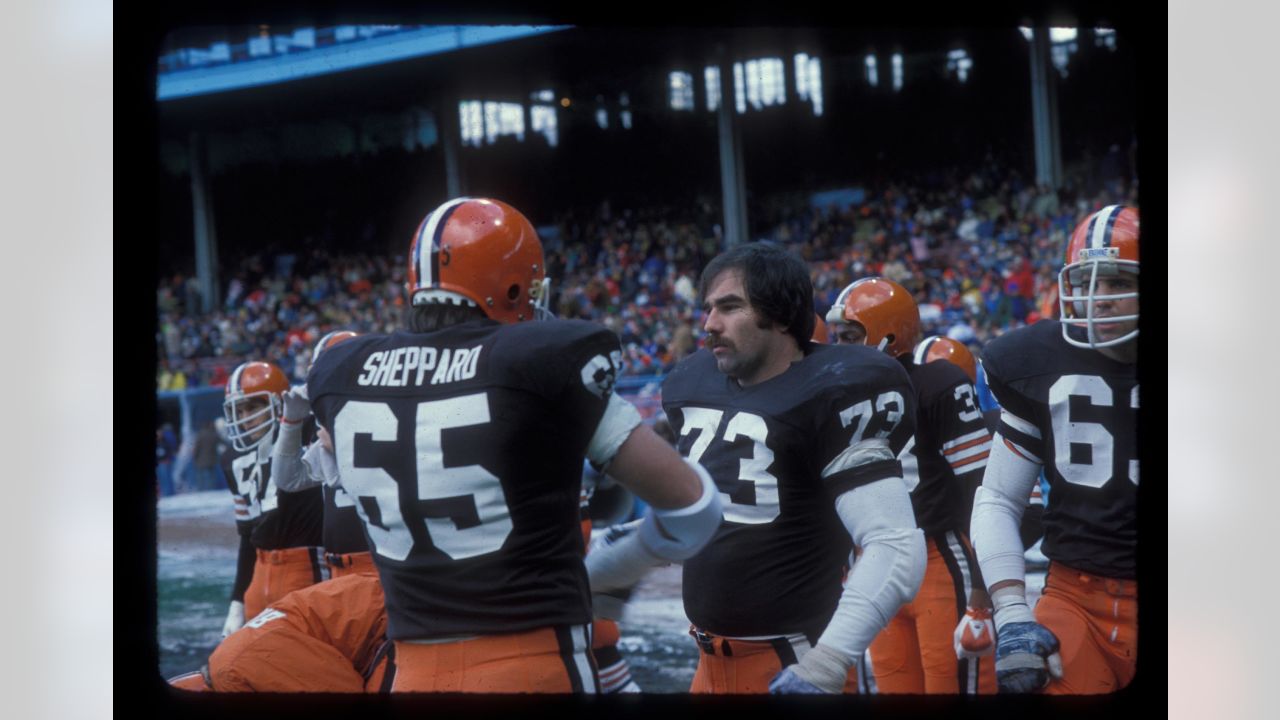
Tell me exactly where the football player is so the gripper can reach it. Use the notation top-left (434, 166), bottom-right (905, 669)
top-left (828, 278), bottom-right (996, 695)
top-left (219, 361), bottom-right (325, 637)
top-left (273, 331), bottom-right (379, 580)
top-left (300, 197), bottom-right (721, 693)
top-left (971, 205), bottom-right (1139, 694)
top-left (167, 573), bottom-right (392, 693)
top-left (658, 242), bottom-right (925, 694)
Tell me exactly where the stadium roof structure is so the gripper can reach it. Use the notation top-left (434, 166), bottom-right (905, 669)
top-left (157, 25), bottom-right (572, 101)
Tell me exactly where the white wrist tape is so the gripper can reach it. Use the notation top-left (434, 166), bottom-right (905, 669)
top-left (991, 585), bottom-right (1035, 628)
top-left (586, 393), bottom-right (643, 469)
top-left (790, 643), bottom-right (852, 694)
top-left (637, 458), bottom-right (722, 561)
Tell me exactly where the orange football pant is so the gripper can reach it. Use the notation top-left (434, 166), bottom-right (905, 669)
top-left (869, 532), bottom-right (996, 694)
top-left (208, 574), bottom-right (388, 692)
top-left (167, 669), bottom-right (211, 692)
top-left (1037, 562), bottom-right (1138, 694)
top-left (388, 624), bottom-right (598, 693)
top-left (688, 627), bottom-right (815, 693)
top-left (242, 546), bottom-right (327, 619)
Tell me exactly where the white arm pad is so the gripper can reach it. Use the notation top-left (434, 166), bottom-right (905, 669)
top-left (586, 393), bottom-right (643, 470)
top-left (585, 459), bottom-right (722, 596)
top-left (637, 458), bottom-right (722, 561)
top-left (816, 477), bottom-right (926, 662)
top-left (971, 433), bottom-right (1041, 588)
top-left (270, 423), bottom-right (313, 492)
top-left (585, 519), bottom-right (660, 596)
top-left (300, 440), bottom-right (341, 489)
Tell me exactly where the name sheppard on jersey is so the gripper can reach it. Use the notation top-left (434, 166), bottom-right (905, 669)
top-left (356, 345), bottom-right (481, 387)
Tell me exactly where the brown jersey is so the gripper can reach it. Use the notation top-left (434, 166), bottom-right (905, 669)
top-left (308, 318), bottom-right (622, 640)
top-left (981, 320), bottom-right (1137, 579)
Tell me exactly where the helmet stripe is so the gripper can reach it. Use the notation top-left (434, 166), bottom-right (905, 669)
top-left (1089, 205), bottom-right (1123, 249)
top-left (913, 336), bottom-right (936, 366)
top-left (228, 363), bottom-right (245, 394)
top-left (416, 197), bottom-right (471, 292)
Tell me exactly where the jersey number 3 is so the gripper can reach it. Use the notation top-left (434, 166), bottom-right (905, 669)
top-left (332, 394), bottom-right (514, 562)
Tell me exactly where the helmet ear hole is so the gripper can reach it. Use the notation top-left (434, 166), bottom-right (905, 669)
top-left (507, 284), bottom-right (520, 301)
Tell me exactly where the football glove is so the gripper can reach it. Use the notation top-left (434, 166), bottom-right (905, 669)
top-left (221, 600), bottom-right (245, 639)
top-left (953, 606), bottom-right (996, 659)
top-left (994, 621), bottom-right (1063, 693)
top-left (280, 385), bottom-right (312, 425)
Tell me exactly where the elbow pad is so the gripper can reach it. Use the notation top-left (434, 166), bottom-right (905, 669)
top-left (817, 479), bottom-right (926, 660)
top-left (971, 434), bottom-right (1041, 587)
top-left (638, 458), bottom-right (722, 562)
top-left (820, 526), bottom-right (925, 660)
top-left (586, 393), bottom-right (643, 470)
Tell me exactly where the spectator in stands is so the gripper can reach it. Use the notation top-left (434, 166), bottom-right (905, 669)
top-left (156, 426), bottom-right (176, 497)
top-left (193, 420), bottom-right (225, 492)
top-left (158, 158), bottom-right (1132, 389)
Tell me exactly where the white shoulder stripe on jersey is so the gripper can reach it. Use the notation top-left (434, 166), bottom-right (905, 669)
top-left (822, 438), bottom-right (895, 479)
top-left (1090, 204), bottom-right (1123, 249)
top-left (941, 428), bottom-right (991, 452)
top-left (999, 409), bottom-right (1041, 439)
top-left (416, 196), bottom-right (471, 289)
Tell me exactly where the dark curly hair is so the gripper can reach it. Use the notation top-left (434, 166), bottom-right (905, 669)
top-left (698, 241), bottom-right (814, 348)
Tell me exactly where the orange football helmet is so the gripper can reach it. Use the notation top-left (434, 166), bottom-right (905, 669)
top-left (827, 277), bottom-right (920, 357)
top-left (811, 312), bottom-right (830, 344)
top-left (1058, 205), bottom-right (1139, 349)
top-left (310, 330), bottom-right (359, 367)
top-left (913, 335), bottom-right (977, 383)
top-left (223, 361), bottom-right (289, 452)
top-left (406, 197), bottom-right (549, 324)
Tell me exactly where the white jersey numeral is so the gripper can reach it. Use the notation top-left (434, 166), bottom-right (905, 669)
top-left (678, 408), bottom-right (780, 524)
top-left (722, 412), bottom-right (779, 524)
top-left (334, 402), bottom-right (414, 561)
top-left (332, 393), bottom-right (514, 562)
top-left (953, 384), bottom-right (983, 423)
top-left (1048, 375), bottom-right (1138, 488)
top-left (230, 452), bottom-right (270, 518)
top-left (414, 396), bottom-right (513, 560)
top-left (839, 390), bottom-right (907, 442)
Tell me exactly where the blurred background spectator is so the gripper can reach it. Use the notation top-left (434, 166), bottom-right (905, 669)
top-left (157, 158), bottom-right (1133, 388)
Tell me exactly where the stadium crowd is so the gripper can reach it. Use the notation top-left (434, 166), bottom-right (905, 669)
top-left (157, 161), bottom-right (1136, 392)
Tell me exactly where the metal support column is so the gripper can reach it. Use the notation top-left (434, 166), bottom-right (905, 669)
top-left (188, 131), bottom-right (219, 313)
top-left (440, 92), bottom-right (464, 198)
top-left (1029, 27), bottom-right (1064, 188)
top-left (716, 47), bottom-right (749, 248)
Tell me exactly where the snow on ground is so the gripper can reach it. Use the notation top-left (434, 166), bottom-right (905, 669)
top-left (156, 491), bottom-right (1048, 690)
